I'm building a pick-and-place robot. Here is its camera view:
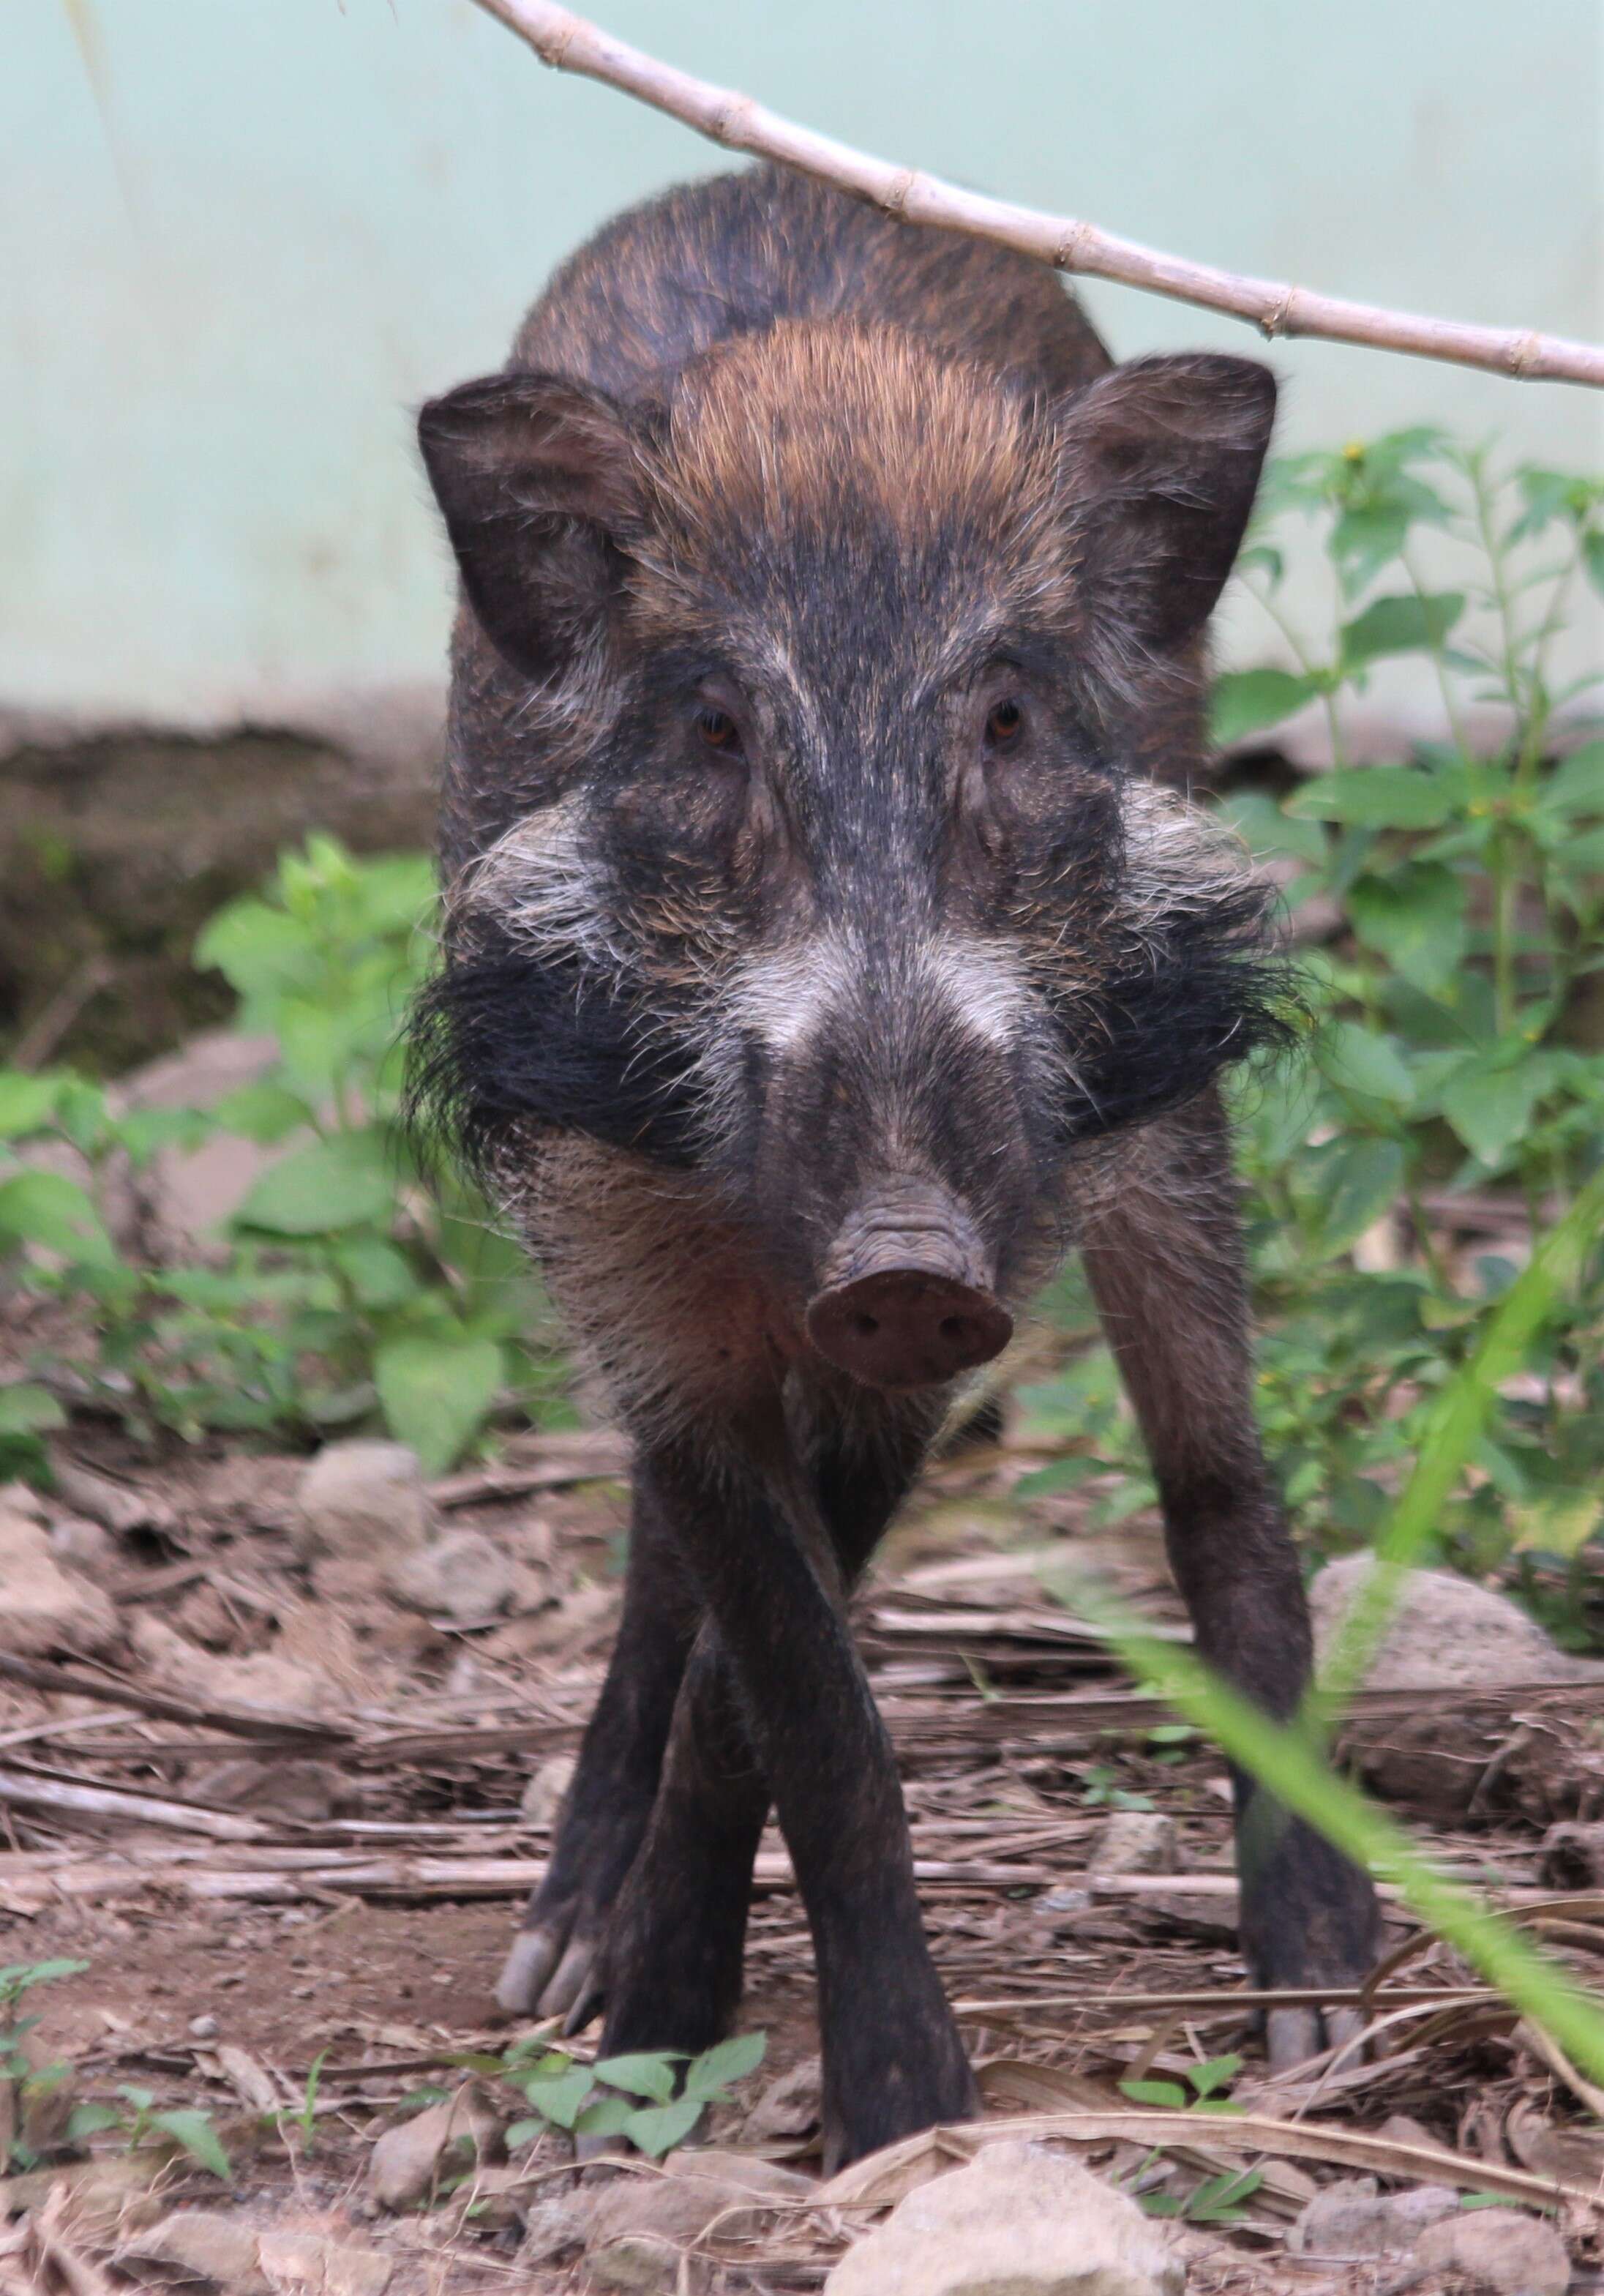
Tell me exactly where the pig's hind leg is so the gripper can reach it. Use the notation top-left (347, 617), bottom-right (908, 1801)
top-left (1081, 1092), bottom-right (1382, 2068)
top-left (495, 1462), bottom-right (700, 2019)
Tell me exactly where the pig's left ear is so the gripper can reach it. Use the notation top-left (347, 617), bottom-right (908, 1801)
top-left (1057, 354), bottom-right (1276, 654)
top-left (417, 370), bottom-right (642, 686)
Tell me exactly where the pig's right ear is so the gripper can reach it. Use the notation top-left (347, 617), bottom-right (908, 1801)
top-left (417, 372), bottom-right (641, 686)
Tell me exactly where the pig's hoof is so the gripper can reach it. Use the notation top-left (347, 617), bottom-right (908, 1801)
top-left (1264, 2001), bottom-right (1368, 2072)
top-left (494, 1922), bottom-right (602, 2024)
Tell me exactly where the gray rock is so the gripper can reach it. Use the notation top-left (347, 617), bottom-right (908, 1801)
top-left (521, 2195), bottom-right (589, 2266)
top-left (387, 1527), bottom-right (515, 1620)
top-left (581, 2150), bottom-right (814, 2258)
top-left (1288, 2175), bottom-right (1458, 2256)
top-left (188, 1756), bottom-right (346, 1823)
top-left (824, 2139), bottom-right (1181, 2296)
top-left (1309, 1559), bottom-right (1604, 1814)
top-left (46, 1511), bottom-right (116, 1571)
top-left (1412, 2207), bottom-right (1570, 2294)
top-left (743, 2054), bottom-right (822, 2142)
top-left (293, 1440), bottom-right (432, 1563)
top-left (1310, 1559), bottom-right (1600, 1691)
top-left (0, 1500), bottom-right (119, 1658)
top-left (369, 2083), bottom-right (501, 2210)
top-left (1087, 1812), bottom-right (1177, 1875)
top-left (127, 2211), bottom-right (272, 2295)
top-left (520, 1752), bottom-right (577, 1828)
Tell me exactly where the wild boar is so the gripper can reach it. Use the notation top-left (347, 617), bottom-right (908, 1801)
top-left (411, 163), bottom-right (1379, 2167)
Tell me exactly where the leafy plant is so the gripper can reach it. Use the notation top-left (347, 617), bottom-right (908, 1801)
top-left (495, 2033), bottom-right (768, 2159)
top-left (1119, 2052), bottom-right (1243, 2114)
top-left (1026, 429), bottom-right (1604, 1615)
top-left (0, 1957), bottom-right (87, 2172)
top-left (0, 835), bottom-right (571, 1473)
top-left (67, 2084), bottom-right (233, 2180)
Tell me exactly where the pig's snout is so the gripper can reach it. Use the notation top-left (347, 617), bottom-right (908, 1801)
top-left (805, 1189), bottom-right (1013, 1391)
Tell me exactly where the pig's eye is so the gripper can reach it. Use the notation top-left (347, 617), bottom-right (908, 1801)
top-left (983, 698), bottom-right (1025, 752)
top-left (695, 706), bottom-right (745, 762)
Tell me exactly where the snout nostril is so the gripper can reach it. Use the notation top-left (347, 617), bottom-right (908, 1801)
top-left (851, 1312), bottom-right (879, 1339)
top-left (938, 1315), bottom-right (967, 1342)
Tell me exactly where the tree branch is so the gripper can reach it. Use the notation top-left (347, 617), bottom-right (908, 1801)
top-left (471, 0), bottom-right (1604, 391)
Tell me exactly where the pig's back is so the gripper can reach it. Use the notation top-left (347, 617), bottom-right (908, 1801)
top-left (511, 164), bottom-right (1112, 401)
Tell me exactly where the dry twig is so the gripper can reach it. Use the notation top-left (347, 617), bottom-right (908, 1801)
top-left (471, 0), bottom-right (1604, 389)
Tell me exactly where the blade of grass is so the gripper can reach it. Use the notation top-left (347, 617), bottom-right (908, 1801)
top-left (1103, 1612), bottom-right (1604, 2088)
top-left (1317, 1161), bottom-right (1604, 1715)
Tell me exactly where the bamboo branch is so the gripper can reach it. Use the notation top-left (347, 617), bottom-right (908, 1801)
top-left (471, 0), bottom-right (1604, 391)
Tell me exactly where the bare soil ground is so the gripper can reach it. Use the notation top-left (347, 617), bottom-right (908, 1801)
top-left (3, 1418), bottom-right (1604, 2291)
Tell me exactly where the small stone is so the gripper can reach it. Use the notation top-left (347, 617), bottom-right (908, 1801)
top-left (1037, 1886), bottom-right (1093, 1921)
top-left (387, 1527), bottom-right (515, 1621)
top-left (580, 2153), bottom-right (814, 2289)
top-left (257, 2230), bottom-right (394, 2295)
top-left (188, 2013), bottom-right (219, 2040)
top-left (127, 2210), bottom-right (271, 2295)
top-left (369, 2083), bottom-right (501, 2210)
top-left (1087, 1812), bottom-right (1177, 1876)
top-left (743, 2054), bottom-right (822, 2142)
top-left (293, 1440), bottom-right (432, 1563)
top-left (0, 1502), bottom-right (119, 1659)
top-left (187, 1757), bottom-right (346, 1823)
top-left (1288, 2176), bottom-right (1458, 2257)
top-left (519, 1753), bottom-right (577, 1828)
top-left (824, 2139), bottom-right (1181, 2296)
top-left (1311, 1559), bottom-right (1604, 1692)
top-left (46, 1512), bottom-right (116, 1571)
top-left (521, 2194), bottom-right (588, 2265)
top-left (1310, 1559), bottom-right (1604, 1815)
top-left (1412, 2207), bottom-right (1570, 2294)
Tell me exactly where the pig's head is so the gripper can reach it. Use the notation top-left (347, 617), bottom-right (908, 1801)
top-left (413, 325), bottom-right (1286, 1394)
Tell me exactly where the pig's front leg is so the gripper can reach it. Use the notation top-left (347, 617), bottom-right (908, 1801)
top-left (599, 1425), bottom-right (976, 2169)
top-left (1083, 1094), bottom-right (1382, 2066)
top-left (495, 1462), bottom-right (700, 2019)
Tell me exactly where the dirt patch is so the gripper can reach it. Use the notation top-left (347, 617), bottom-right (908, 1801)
top-left (0, 725), bottom-right (438, 1070)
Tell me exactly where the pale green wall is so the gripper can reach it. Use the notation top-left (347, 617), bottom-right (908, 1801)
top-left (3, 0), bottom-right (1601, 727)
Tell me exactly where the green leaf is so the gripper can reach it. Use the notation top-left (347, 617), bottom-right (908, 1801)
top-left (1338, 591), bottom-right (1464, 669)
top-left (503, 2116), bottom-right (547, 2150)
top-left (233, 1133), bottom-right (394, 1237)
top-left (682, 2031), bottom-right (768, 2100)
top-left (1511, 1492), bottom-right (1603, 1559)
top-left (572, 2094), bottom-right (638, 2138)
top-left (373, 1331), bottom-right (504, 1475)
top-left (1346, 864), bottom-right (1469, 994)
top-left (0, 1383), bottom-right (65, 1440)
top-left (1118, 2079), bottom-right (1188, 2109)
top-left (622, 2097), bottom-right (705, 2158)
top-left (1297, 1137), bottom-right (1407, 1260)
top-left (520, 2065), bottom-right (596, 2130)
top-left (1316, 1022), bottom-right (1415, 1108)
top-left (149, 2109), bottom-right (231, 2180)
top-left (64, 2101), bottom-right (123, 2141)
top-left (330, 1235), bottom-right (419, 1309)
top-left (211, 1082), bottom-right (313, 1143)
top-left (1207, 669), bottom-right (1319, 748)
top-left (0, 1073), bottom-right (61, 1140)
top-left (1441, 1059), bottom-right (1551, 1166)
top-left (1286, 768), bottom-right (1455, 829)
top-left (1186, 2053), bottom-right (1243, 2100)
top-left (1214, 792), bottom-right (1328, 867)
top-left (594, 2052), bottom-right (681, 2104)
top-left (1583, 529), bottom-right (1604, 602)
top-left (194, 900), bottom-right (320, 1004)
top-left (0, 1172), bottom-right (117, 1265)
top-left (1537, 740), bottom-right (1604, 821)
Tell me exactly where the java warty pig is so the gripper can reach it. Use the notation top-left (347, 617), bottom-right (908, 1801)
top-left (411, 164), bottom-right (1379, 2167)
